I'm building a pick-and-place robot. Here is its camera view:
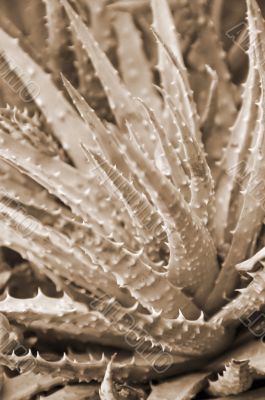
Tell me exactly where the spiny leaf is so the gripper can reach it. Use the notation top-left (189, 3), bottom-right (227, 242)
top-left (84, 146), bottom-right (165, 249)
top-left (151, 25), bottom-right (199, 140)
top-left (118, 124), bottom-right (218, 306)
top-left (62, 0), bottom-right (156, 157)
top-left (138, 99), bottom-right (189, 196)
top-left (150, 32), bottom-right (215, 227)
top-left (207, 360), bottom-right (253, 397)
top-left (206, 0), bottom-right (265, 313)
top-left (71, 0), bottom-right (113, 121)
top-left (214, 39), bottom-right (259, 248)
top-left (0, 289), bottom-right (87, 315)
top-left (92, 241), bottom-right (200, 319)
top-left (0, 128), bottom-right (114, 234)
top-left (113, 11), bottom-right (161, 113)
top-left (2, 350), bottom-right (185, 383)
top-left (0, 203), bottom-right (131, 308)
top-left (0, 290), bottom-right (164, 350)
top-left (201, 66), bottom-right (218, 138)
top-left (43, 0), bottom-right (71, 82)
top-left (0, 106), bottom-right (69, 161)
top-left (187, 1), bottom-right (237, 173)
top-left (0, 27), bottom-right (93, 170)
top-left (209, 339), bottom-right (265, 378)
top-left (62, 75), bottom-right (130, 177)
top-left (150, 313), bottom-right (230, 357)
top-left (211, 265), bottom-right (265, 325)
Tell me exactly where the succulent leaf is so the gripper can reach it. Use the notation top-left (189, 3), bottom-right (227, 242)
top-left (62, 0), bottom-right (156, 158)
top-left (0, 27), bottom-right (93, 170)
top-left (147, 372), bottom-right (209, 400)
top-left (2, 372), bottom-right (66, 400)
top-left (0, 0), bottom-right (265, 398)
top-left (206, 0), bottom-right (265, 313)
top-left (207, 360), bottom-right (253, 397)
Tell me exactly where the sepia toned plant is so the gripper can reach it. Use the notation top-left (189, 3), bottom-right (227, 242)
top-left (0, 0), bottom-right (265, 398)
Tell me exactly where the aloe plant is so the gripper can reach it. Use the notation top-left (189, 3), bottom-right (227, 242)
top-left (0, 0), bottom-right (265, 398)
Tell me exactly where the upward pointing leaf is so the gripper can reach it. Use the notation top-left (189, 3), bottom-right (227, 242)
top-left (206, 0), bottom-right (265, 314)
top-left (113, 11), bottom-right (161, 114)
top-left (214, 39), bottom-right (259, 248)
top-left (84, 146), bottom-right (165, 248)
top-left (151, 0), bottom-right (199, 139)
top-left (62, 0), bottom-right (156, 158)
top-left (0, 27), bottom-right (93, 170)
top-left (62, 75), bottom-right (130, 177)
